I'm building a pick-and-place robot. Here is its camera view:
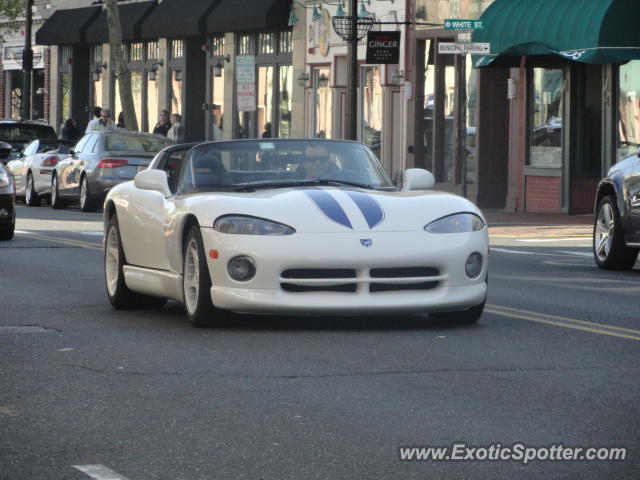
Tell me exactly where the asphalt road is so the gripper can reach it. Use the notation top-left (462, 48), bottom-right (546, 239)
top-left (1, 205), bottom-right (639, 480)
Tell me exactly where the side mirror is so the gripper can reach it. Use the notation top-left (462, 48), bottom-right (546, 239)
top-left (134, 168), bottom-right (171, 197)
top-left (402, 168), bottom-right (435, 191)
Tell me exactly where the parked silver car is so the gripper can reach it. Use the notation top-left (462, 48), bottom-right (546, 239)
top-left (5, 138), bottom-right (74, 206)
top-left (51, 131), bottom-right (173, 211)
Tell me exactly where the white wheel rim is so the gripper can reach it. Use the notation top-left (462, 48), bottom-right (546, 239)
top-left (105, 225), bottom-right (120, 296)
top-left (26, 176), bottom-right (32, 203)
top-left (595, 203), bottom-right (614, 261)
top-left (80, 179), bottom-right (86, 208)
top-left (51, 176), bottom-right (57, 203)
top-left (184, 239), bottom-right (200, 315)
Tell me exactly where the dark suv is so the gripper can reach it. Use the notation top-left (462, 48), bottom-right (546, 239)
top-left (0, 119), bottom-right (57, 164)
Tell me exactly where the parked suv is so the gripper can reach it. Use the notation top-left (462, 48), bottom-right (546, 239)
top-left (0, 119), bottom-right (57, 164)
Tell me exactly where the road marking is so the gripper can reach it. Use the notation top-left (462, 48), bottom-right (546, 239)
top-left (72, 465), bottom-right (131, 480)
top-left (517, 237), bottom-right (591, 242)
top-left (491, 248), bottom-right (553, 256)
top-left (16, 231), bottom-right (102, 251)
top-left (487, 304), bottom-right (640, 342)
top-left (557, 250), bottom-right (593, 257)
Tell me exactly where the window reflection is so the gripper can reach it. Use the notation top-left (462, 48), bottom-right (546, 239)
top-left (618, 60), bottom-right (640, 162)
top-left (361, 66), bottom-right (382, 158)
top-left (278, 65), bottom-right (292, 138)
top-left (313, 68), bottom-right (332, 138)
top-left (422, 40), bottom-right (435, 171)
top-left (146, 72), bottom-right (159, 133)
top-left (211, 69), bottom-right (224, 140)
top-left (257, 66), bottom-right (274, 138)
top-left (443, 62), bottom-right (456, 182)
top-left (171, 70), bottom-right (183, 116)
top-left (529, 68), bottom-right (563, 167)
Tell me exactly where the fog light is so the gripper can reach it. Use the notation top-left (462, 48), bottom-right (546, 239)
top-left (0, 208), bottom-right (9, 217)
top-left (465, 252), bottom-right (483, 278)
top-left (228, 256), bottom-right (256, 281)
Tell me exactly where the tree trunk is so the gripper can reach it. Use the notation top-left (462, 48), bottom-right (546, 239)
top-left (105, 0), bottom-right (138, 131)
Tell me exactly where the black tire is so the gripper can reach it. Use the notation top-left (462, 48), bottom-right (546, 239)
top-left (182, 224), bottom-right (227, 327)
top-left (80, 175), bottom-right (98, 212)
top-left (50, 174), bottom-right (67, 209)
top-left (104, 214), bottom-right (167, 309)
top-left (593, 195), bottom-right (638, 270)
top-left (0, 217), bottom-right (14, 241)
top-left (429, 300), bottom-right (485, 324)
top-left (25, 172), bottom-right (41, 207)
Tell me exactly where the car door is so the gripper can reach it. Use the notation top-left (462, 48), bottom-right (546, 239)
top-left (627, 152), bottom-right (640, 236)
top-left (118, 146), bottom-right (192, 270)
top-left (7, 140), bottom-right (38, 194)
top-left (58, 135), bottom-right (90, 194)
top-left (72, 133), bottom-right (100, 192)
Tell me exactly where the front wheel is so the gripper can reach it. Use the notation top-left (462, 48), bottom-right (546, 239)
top-left (80, 176), bottom-right (98, 212)
top-left (429, 300), bottom-right (485, 324)
top-left (50, 174), bottom-right (67, 210)
top-left (0, 217), bottom-right (14, 241)
top-left (105, 214), bottom-right (166, 309)
top-left (25, 173), bottom-right (41, 207)
top-left (182, 225), bottom-right (228, 327)
top-left (593, 195), bottom-right (638, 270)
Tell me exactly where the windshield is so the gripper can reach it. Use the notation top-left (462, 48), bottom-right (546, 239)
top-left (178, 140), bottom-right (394, 192)
top-left (105, 134), bottom-right (172, 153)
top-left (0, 124), bottom-right (56, 143)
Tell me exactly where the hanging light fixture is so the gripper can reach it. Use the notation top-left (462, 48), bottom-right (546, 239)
top-left (359, 1), bottom-right (370, 17)
top-left (288, 8), bottom-right (298, 26)
top-left (335, 1), bottom-right (346, 16)
top-left (311, 1), bottom-right (322, 21)
top-left (318, 73), bottom-right (329, 88)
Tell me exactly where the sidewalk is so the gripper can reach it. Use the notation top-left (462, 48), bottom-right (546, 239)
top-left (483, 210), bottom-right (593, 239)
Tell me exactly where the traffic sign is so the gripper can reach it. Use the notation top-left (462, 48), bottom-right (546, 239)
top-left (438, 42), bottom-right (490, 54)
top-left (443, 19), bottom-right (484, 30)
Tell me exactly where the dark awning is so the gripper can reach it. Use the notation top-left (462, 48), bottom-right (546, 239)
top-left (84, 1), bottom-right (157, 44)
top-left (35, 6), bottom-right (101, 45)
top-left (139, 0), bottom-right (220, 39)
top-left (206, 0), bottom-right (289, 33)
top-left (472, 0), bottom-right (640, 67)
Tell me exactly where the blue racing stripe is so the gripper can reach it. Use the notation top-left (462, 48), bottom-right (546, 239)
top-left (300, 188), bottom-right (353, 229)
top-left (344, 190), bottom-right (385, 229)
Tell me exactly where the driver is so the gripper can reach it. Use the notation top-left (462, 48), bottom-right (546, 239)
top-left (299, 145), bottom-right (337, 180)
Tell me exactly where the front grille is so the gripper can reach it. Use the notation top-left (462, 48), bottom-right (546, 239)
top-left (370, 267), bottom-right (439, 278)
top-left (280, 266), bottom-right (442, 294)
top-left (281, 283), bottom-right (357, 293)
top-left (282, 268), bottom-right (356, 279)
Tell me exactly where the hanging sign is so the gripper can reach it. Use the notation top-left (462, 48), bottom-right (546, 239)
top-left (237, 84), bottom-right (256, 112)
top-left (365, 31), bottom-right (401, 64)
top-left (235, 55), bottom-right (255, 84)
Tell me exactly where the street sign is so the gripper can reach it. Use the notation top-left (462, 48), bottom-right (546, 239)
top-left (237, 84), bottom-right (256, 112)
top-left (443, 19), bottom-right (484, 30)
top-left (235, 55), bottom-right (255, 84)
top-left (438, 42), bottom-right (490, 55)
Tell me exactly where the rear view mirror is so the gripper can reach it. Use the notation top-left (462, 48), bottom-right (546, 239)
top-left (134, 169), bottom-right (171, 197)
top-left (402, 168), bottom-right (435, 191)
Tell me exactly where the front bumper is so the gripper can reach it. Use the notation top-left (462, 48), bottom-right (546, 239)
top-left (201, 228), bottom-right (488, 315)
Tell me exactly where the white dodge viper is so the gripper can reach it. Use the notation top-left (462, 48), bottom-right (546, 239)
top-left (103, 139), bottom-right (488, 326)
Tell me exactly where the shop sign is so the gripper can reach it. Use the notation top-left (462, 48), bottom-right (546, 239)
top-left (2, 45), bottom-right (44, 70)
top-left (365, 31), bottom-right (401, 64)
top-left (438, 42), bottom-right (490, 54)
top-left (443, 19), bottom-right (484, 30)
top-left (237, 83), bottom-right (256, 112)
top-left (235, 55), bottom-right (255, 84)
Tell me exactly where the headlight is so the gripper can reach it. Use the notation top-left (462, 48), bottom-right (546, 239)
top-left (0, 173), bottom-right (10, 188)
top-left (425, 213), bottom-right (484, 233)
top-left (214, 215), bottom-right (295, 235)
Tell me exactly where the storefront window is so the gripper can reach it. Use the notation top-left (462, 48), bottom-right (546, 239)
top-left (10, 71), bottom-right (23, 118)
top-left (465, 55), bottom-right (478, 183)
top-left (131, 72), bottom-right (143, 129)
top-left (257, 66), bottom-right (274, 138)
top-left (618, 60), bottom-right (640, 162)
top-left (278, 65), bottom-right (292, 138)
top-left (422, 40), bottom-right (435, 171)
top-left (443, 61), bottom-right (456, 182)
top-left (60, 73), bottom-right (71, 123)
top-left (361, 65), bottom-right (382, 158)
top-left (170, 70), bottom-right (183, 116)
top-left (529, 68), bottom-right (563, 167)
top-left (313, 68), bottom-right (332, 138)
top-left (211, 70), bottom-right (224, 140)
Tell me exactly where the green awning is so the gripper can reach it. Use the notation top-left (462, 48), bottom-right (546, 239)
top-left (472, 0), bottom-right (640, 67)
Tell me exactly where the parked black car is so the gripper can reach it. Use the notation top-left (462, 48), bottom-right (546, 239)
top-left (0, 119), bottom-right (57, 164)
top-left (593, 149), bottom-right (640, 270)
top-left (0, 160), bottom-right (16, 241)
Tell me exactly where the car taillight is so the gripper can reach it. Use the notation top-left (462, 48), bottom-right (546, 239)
top-left (97, 158), bottom-right (129, 168)
top-left (41, 156), bottom-right (58, 167)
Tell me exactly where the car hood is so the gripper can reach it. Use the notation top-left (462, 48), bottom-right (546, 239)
top-left (181, 186), bottom-right (485, 233)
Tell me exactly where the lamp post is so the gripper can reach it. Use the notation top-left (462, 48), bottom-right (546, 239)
top-left (22, 0), bottom-right (34, 119)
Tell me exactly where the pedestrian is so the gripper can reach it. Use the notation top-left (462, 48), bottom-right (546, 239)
top-left (116, 112), bottom-right (126, 129)
top-left (167, 113), bottom-right (185, 143)
top-left (261, 122), bottom-right (272, 139)
top-left (61, 118), bottom-right (79, 141)
top-left (92, 109), bottom-right (115, 132)
top-left (153, 110), bottom-right (171, 137)
top-left (85, 106), bottom-right (102, 134)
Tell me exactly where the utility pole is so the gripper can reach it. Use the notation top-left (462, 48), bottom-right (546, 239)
top-left (345, 0), bottom-right (358, 140)
top-left (22, 0), bottom-right (33, 119)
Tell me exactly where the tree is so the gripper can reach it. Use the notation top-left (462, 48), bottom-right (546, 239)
top-left (0, 0), bottom-right (25, 42)
top-left (104, 0), bottom-right (138, 131)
